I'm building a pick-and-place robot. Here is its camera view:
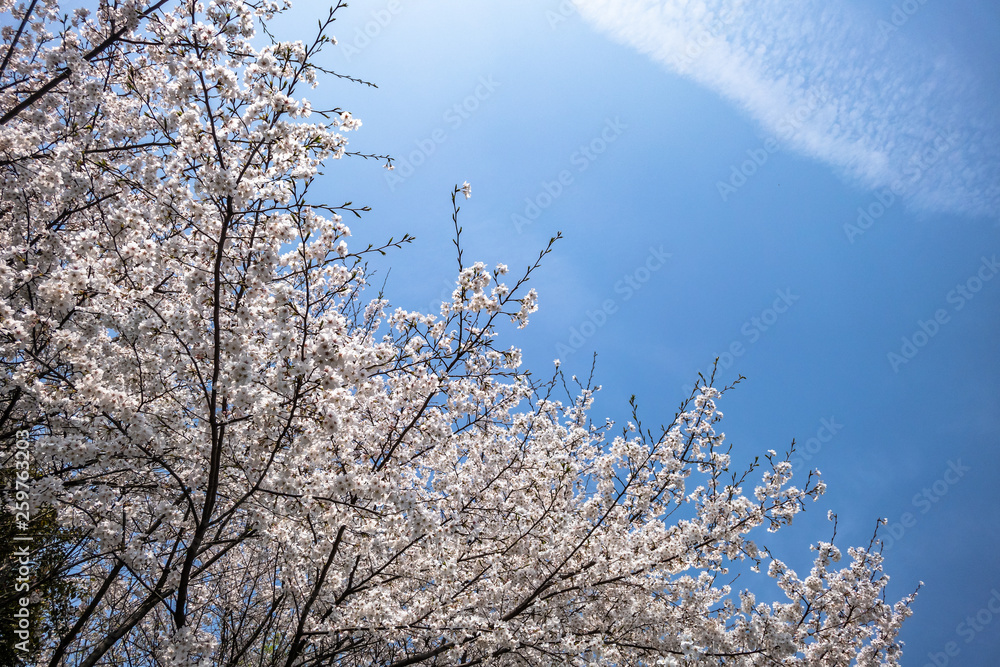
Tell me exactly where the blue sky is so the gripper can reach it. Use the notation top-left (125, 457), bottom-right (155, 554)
top-left (279, 0), bottom-right (999, 660)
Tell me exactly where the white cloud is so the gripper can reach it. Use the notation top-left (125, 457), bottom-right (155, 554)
top-left (573, 0), bottom-right (1000, 219)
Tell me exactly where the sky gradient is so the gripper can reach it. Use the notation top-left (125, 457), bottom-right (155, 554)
top-left (279, 0), bottom-right (1000, 661)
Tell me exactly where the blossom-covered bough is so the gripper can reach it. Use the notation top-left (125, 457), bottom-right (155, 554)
top-left (0, 0), bottom-right (917, 664)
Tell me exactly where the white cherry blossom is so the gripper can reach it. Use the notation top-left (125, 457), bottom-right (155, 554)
top-left (0, 0), bottom-right (917, 665)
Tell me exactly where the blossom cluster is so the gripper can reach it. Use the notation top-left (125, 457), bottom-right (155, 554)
top-left (0, 0), bottom-right (915, 665)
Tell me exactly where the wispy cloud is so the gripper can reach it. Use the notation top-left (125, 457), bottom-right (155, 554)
top-left (574, 0), bottom-right (1000, 219)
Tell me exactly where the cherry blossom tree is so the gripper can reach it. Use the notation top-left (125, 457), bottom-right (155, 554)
top-left (0, 0), bottom-right (917, 664)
